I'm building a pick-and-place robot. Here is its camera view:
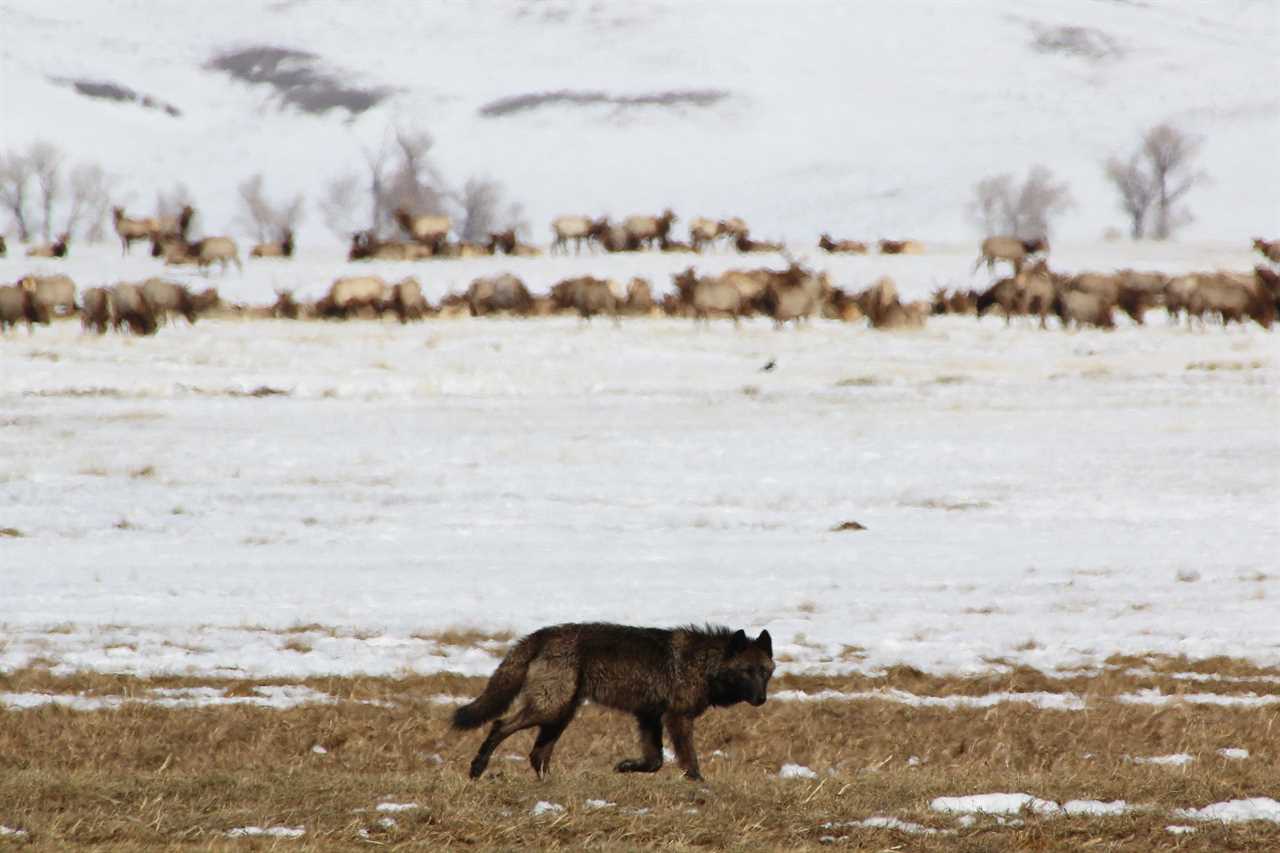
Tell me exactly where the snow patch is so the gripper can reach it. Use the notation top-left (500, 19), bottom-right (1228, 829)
top-left (1129, 753), bottom-right (1194, 767)
top-left (773, 688), bottom-right (1086, 711)
top-left (1217, 747), bottom-right (1249, 761)
top-left (226, 825), bottom-right (305, 838)
top-left (778, 763), bottom-right (818, 780)
top-left (531, 801), bottom-right (565, 817)
top-left (1174, 798), bottom-right (1280, 824)
top-left (931, 793), bottom-right (1062, 816)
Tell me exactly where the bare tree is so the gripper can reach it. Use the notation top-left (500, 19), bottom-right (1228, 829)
top-left (1103, 122), bottom-right (1205, 240)
top-left (1143, 123), bottom-right (1204, 239)
top-left (236, 173), bottom-right (305, 242)
top-left (0, 151), bottom-right (34, 241)
top-left (457, 177), bottom-right (501, 242)
top-left (381, 127), bottom-right (449, 232)
top-left (27, 141), bottom-right (64, 242)
top-left (155, 181), bottom-right (198, 235)
top-left (970, 174), bottom-right (1014, 238)
top-left (1104, 153), bottom-right (1157, 239)
top-left (969, 165), bottom-right (1073, 239)
top-left (319, 172), bottom-right (362, 238)
top-left (64, 163), bottom-right (117, 242)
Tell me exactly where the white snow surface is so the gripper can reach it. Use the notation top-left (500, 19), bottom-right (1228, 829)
top-left (0, 685), bottom-right (333, 710)
top-left (1174, 798), bottom-right (1280, 825)
top-left (225, 826), bottom-right (305, 838)
top-left (778, 763), bottom-right (819, 780)
top-left (0, 243), bottom-right (1277, 680)
top-left (1130, 753), bottom-right (1195, 767)
top-left (530, 801), bottom-right (565, 817)
top-left (1, 0), bottom-right (1275, 247)
top-left (1118, 690), bottom-right (1280, 708)
top-left (1217, 748), bottom-right (1250, 761)
top-left (772, 688), bottom-right (1085, 711)
top-left (931, 793), bottom-right (1063, 816)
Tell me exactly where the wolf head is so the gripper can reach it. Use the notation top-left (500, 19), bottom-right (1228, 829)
top-left (710, 629), bottom-right (774, 707)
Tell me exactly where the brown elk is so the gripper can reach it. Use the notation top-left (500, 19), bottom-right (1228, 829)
top-left (1053, 289), bottom-right (1115, 330)
top-left (19, 274), bottom-right (77, 317)
top-left (819, 234), bottom-right (868, 254)
top-left (467, 274), bottom-right (533, 317)
top-left (142, 278), bottom-right (198, 325)
top-left (879, 239), bottom-right (924, 255)
top-left (394, 208), bottom-right (450, 252)
top-left (0, 284), bottom-right (49, 332)
top-left (623, 210), bottom-right (677, 250)
top-left (317, 276), bottom-right (388, 319)
top-left (672, 267), bottom-right (743, 324)
top-left (109, 283), bottom-right (158, 335)
top-left (624, 277), bottom-right (655, 315)
top-left (81, 287), bottom-right (110, 334)
top-left (974, 235), bottom-right (1028, 274)
top-left (388, 277), bottom-right (430, 323)
top-left (26, 233), bottom-right (69, 258)
top-left (689, 218), bottom-right (721, 252)
top-left (250, 229), bottom-right (294, 258)
top-left (734, 233), bottom-right (783, 253)
top-left (488, 229), bottom-right (517, 255)
top-left (551, 216), bottom-right (594, 255)
top-left (758, 264), bottom-right (828, 327)
top-left (272, 289), bottom-right (300, 320)
top-left (1252, 238), bottom-right (1280, 264)
top-left (550, 276), bottom-right (620, 322)
top-left (113, 208), bottom-right (155, 255)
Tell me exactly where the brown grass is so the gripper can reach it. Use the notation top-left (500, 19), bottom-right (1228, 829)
top-left (0, 662), bottom-right (1278, 849)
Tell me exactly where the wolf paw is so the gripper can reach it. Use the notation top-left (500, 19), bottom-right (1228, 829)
top-left (615, 758), bottom-right (662, 773)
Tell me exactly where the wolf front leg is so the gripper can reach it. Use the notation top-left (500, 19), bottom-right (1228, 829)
top-left (665, 713), bottom-right (702, 780)
top-left (615, 711), bottom-right (664, 773)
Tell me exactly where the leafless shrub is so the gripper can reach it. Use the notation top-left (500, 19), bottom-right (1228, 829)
top-left (319, 173), bottom-right (361, 239)
top-left (0, 141), bottom-right (117, 242)
top-left (1104, 122), bottom-right (1206, 240)
top-left (28, 141), bottom-right (63, 243)
top-left (479, 88), bottom-right (730, 118)
top-left (0, 150), bottom-right (35, 240)
top-left (236, 173), bottom-right (305, 242)
top-left (457, 177), bottom-right (526, 242)
top-left (65, 163), bottom-right (117, 243)
top-left (969, 165), bottom-right (1073, 239)
top-left (1104, 154), bottom-right (1157, 239)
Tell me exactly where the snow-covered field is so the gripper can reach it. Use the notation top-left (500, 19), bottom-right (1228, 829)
top-left (2, 242), bottom-right (1276, 680)
top-left (1, 0), bottom-right (1276, 248)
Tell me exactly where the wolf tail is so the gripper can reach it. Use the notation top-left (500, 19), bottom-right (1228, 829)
top-left (452, 634), bottom-right (540, 729)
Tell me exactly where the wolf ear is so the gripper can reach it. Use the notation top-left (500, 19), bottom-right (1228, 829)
top-left (726, 629), bottom-right (750, 657)
top-left (756, 629), bottom-right (772, 658)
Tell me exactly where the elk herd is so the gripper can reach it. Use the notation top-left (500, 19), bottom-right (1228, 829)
top-left (2, 219), bottom-right (1278, 336)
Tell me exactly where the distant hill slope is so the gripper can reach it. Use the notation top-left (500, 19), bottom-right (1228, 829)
top-left (1, 0), bottom-right (1276, 246)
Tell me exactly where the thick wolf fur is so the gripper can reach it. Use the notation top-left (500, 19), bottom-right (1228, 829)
top-left (453, 622), bottom-right (774, 781)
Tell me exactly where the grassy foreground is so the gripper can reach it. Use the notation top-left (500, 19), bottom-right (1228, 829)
top-left (1, 659), bottom-right (1278, 850)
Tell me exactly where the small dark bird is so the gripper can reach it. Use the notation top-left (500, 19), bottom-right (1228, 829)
top-left (760, 359), bottom-right (776, 372)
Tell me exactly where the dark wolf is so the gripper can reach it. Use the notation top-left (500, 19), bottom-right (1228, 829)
top-left (453, 622), bottom-right (774, 781)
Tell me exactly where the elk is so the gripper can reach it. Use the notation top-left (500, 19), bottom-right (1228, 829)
top-left (819, 234), bottom-right (868, 254)
top-left (551, 216), bottom-right (594, 255)
top-left (394, 208), bottom-right (451, 252)
top-left (26, 233), bottom-right (69, 258)
top-left (623, 210), bottom-right (677, 250)
top-left (250, 229), bottom-right (294, 258)
top-left (113, 208), bottom-right (155, 255)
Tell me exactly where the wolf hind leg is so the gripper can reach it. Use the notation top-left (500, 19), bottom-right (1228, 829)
top-left (469, 704), bottom-right (543, 779)
top-left (529, 712), bottom-right (575, 779)
top-left (615, 712), bottom-right (664, 773)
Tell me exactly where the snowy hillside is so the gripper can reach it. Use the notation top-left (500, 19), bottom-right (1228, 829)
top-left (1, 0), bottom-right (1276, 248)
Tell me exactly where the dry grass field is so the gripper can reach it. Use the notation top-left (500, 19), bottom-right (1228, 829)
top-left (3, 650), bottom-right (1279, 850)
